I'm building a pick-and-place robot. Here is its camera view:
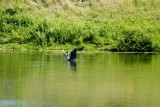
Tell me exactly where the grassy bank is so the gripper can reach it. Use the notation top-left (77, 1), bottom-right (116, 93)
top-left (0, 0), bottom-right (160, 51)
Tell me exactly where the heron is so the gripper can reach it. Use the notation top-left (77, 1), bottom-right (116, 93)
top-left (63, 49), bottom-right (77, 61)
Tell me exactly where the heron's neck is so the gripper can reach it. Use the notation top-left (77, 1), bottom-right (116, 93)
top-left (65, 52), bottom-right (69, 60)
top-left (66, 56), bottom-right (69, 60)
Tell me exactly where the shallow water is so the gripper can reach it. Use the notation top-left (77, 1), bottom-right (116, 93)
top-left (0, 51), bottom-right (160, 107)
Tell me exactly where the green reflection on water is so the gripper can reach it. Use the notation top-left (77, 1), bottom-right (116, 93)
top-left (0, 51), bottom-right (160, 107)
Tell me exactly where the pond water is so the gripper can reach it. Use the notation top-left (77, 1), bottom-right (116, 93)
top-left (0, 51), bottom-right (160, 107)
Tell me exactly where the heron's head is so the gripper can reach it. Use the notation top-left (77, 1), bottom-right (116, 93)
top-left (73, 49), bottom-right (77, 52)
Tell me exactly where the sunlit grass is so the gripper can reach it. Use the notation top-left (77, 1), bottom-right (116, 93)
top-left (0, 0), bottom-right (160, 51)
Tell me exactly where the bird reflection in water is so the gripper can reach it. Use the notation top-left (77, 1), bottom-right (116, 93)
top-left (65, 59), bottom-right (77, 72)
top-left (69, 61), bottom-right (77, 72)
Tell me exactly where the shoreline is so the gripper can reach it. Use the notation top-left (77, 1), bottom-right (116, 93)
top-left (0, 46), bottom-right (159, 54)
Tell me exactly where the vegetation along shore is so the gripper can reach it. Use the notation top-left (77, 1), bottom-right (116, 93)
top-left (0, 0), bottom-right (160, 52)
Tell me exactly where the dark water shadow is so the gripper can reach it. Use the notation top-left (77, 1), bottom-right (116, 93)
top-left (118, 53), bottom-right (153, 65)
top-left (45, 55), bottom-right (50, 62)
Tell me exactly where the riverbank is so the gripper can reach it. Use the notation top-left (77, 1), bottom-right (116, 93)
top-left (0, 0), bottom-right (160, 52)
top-left (1, 44), bottom-right (160, 55)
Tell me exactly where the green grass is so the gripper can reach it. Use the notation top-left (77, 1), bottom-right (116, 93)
top-left (0, 0), bottom-right (160, 51)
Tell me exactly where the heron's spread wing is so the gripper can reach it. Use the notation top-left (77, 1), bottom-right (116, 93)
top-left (70, 49), bottom-right (77, 60)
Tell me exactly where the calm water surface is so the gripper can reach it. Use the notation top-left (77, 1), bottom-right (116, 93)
top-left (0, 51), bottom-right (160, 107)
